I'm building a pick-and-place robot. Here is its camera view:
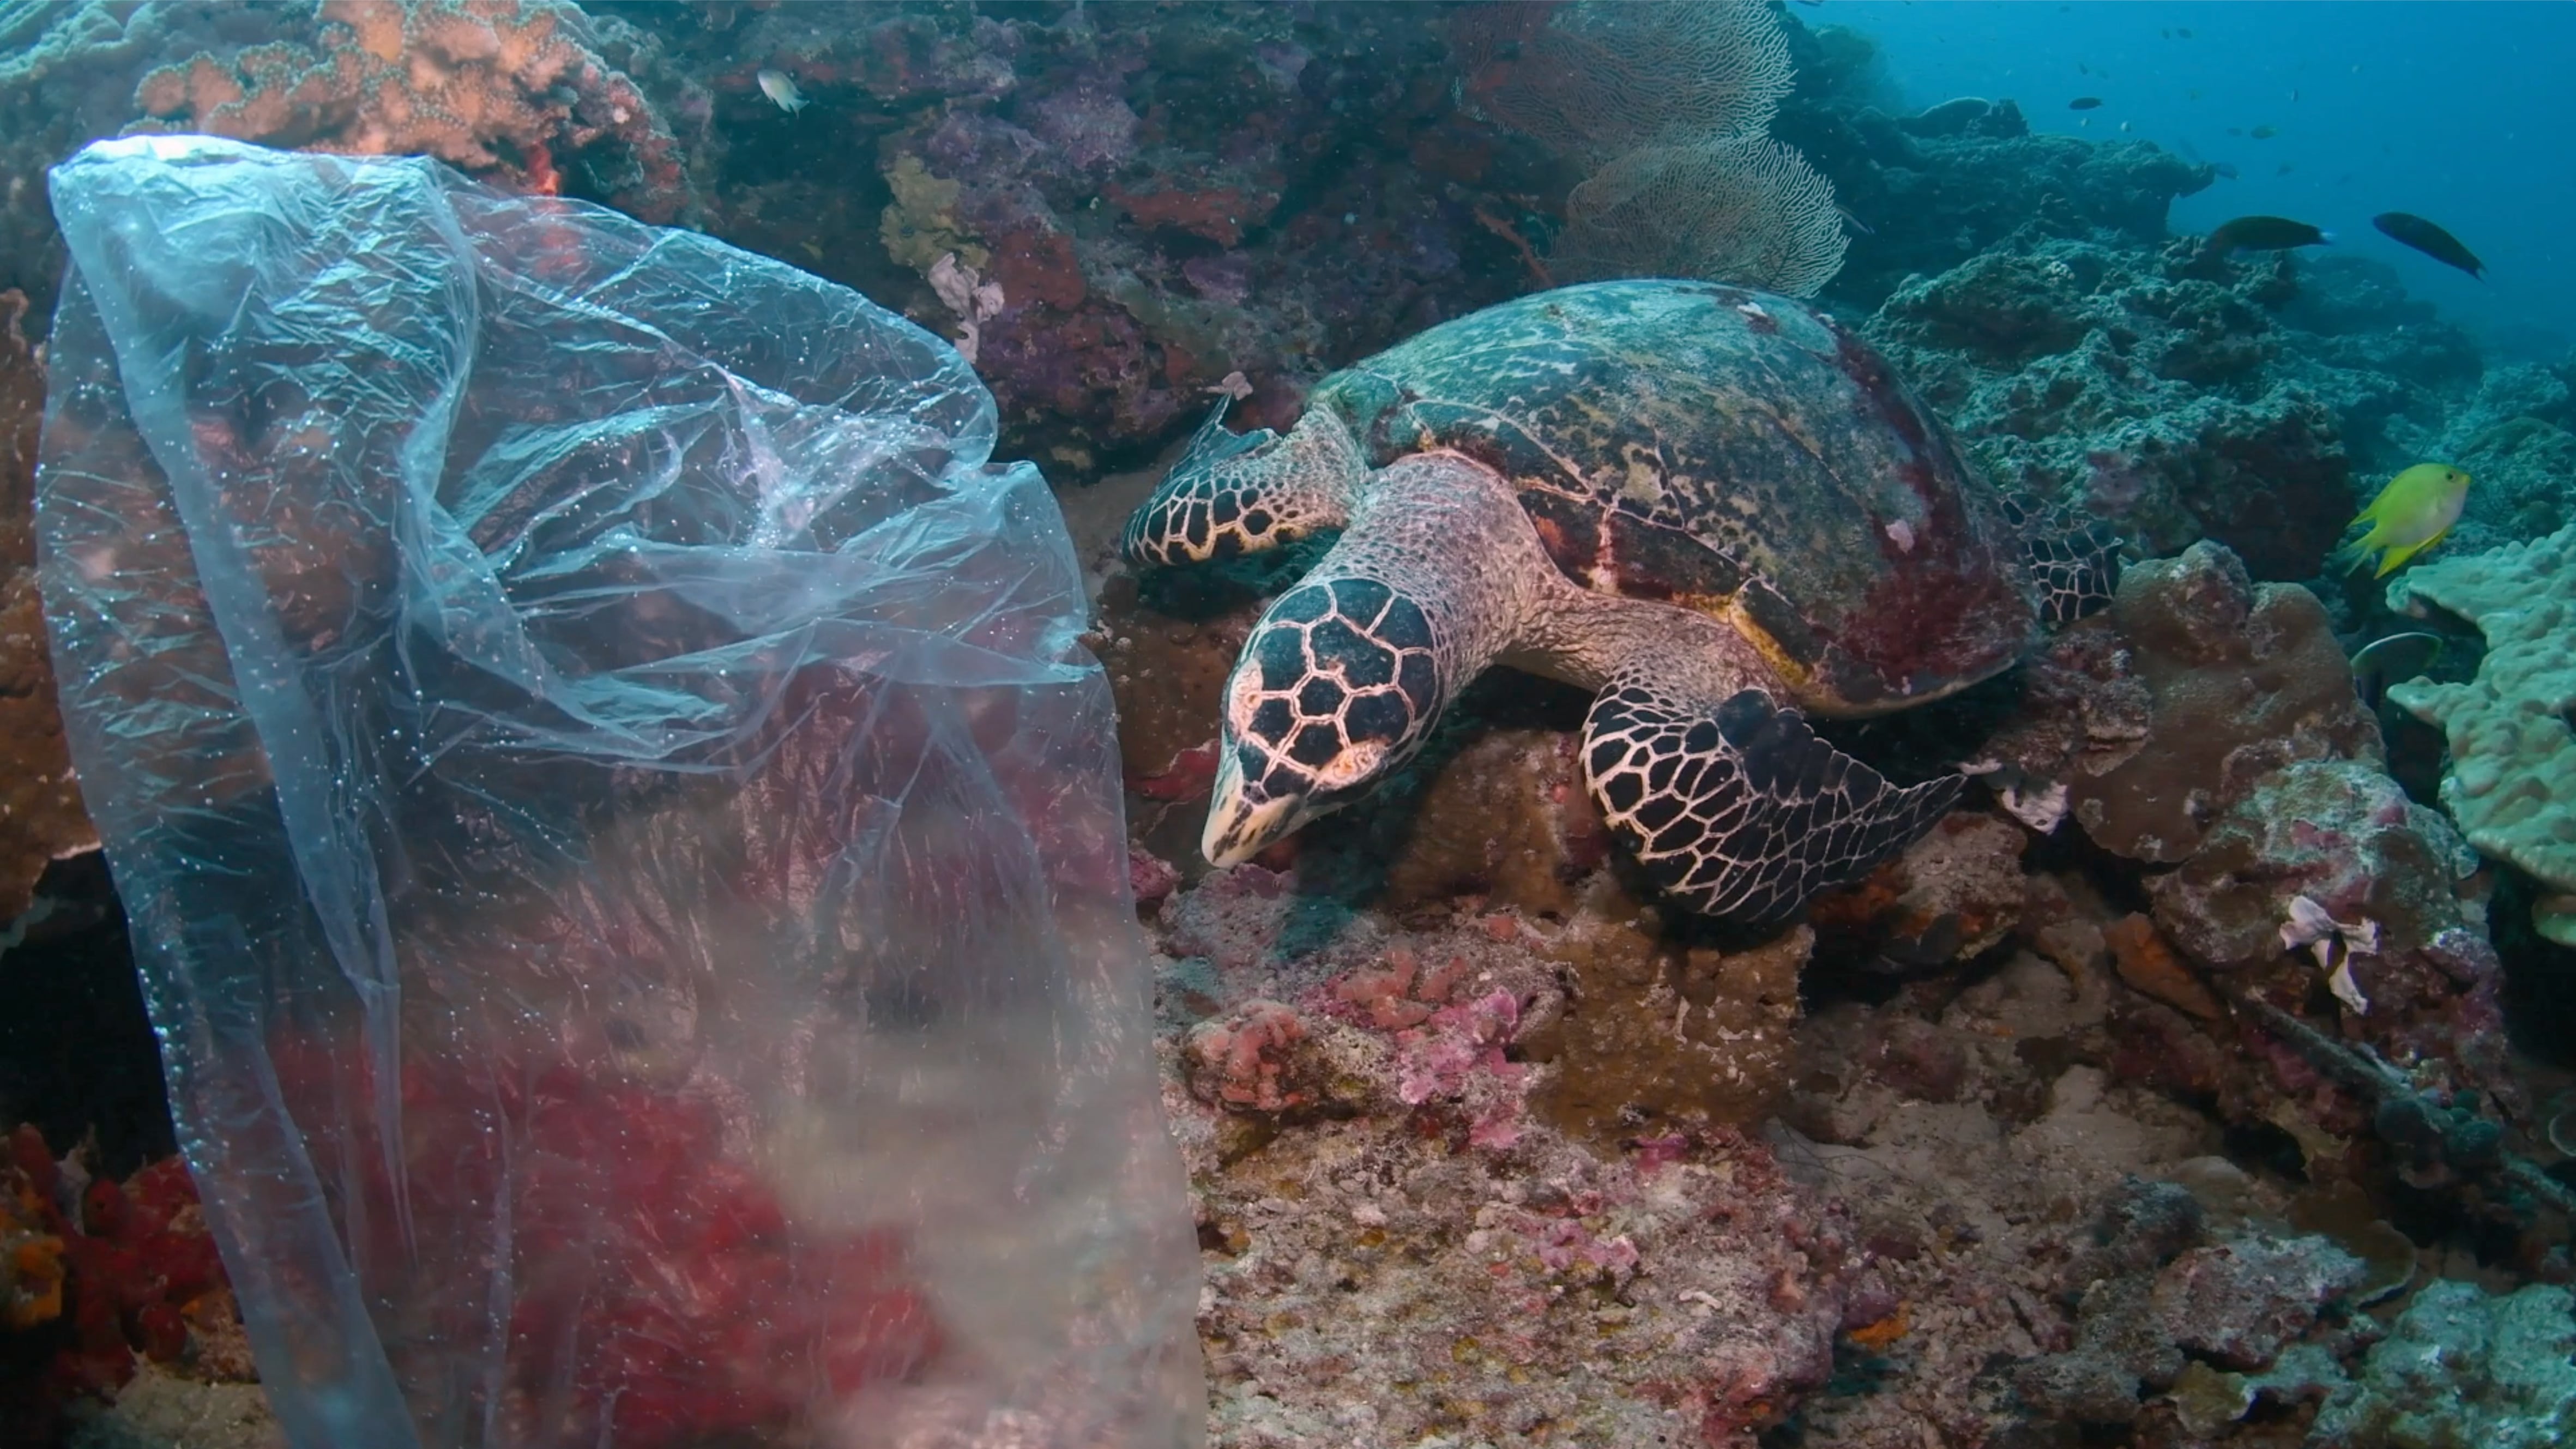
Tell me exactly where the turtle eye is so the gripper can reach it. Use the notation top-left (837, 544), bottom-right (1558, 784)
top-left (1312, 738), bottom-right (1388, 791)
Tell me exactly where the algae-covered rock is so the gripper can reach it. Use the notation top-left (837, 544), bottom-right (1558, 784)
top-left (2310, 1279), bottom-right (2576, 1448)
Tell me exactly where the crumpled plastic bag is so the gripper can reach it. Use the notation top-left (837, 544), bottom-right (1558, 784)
top-left (37, 135), bottom-right (1203, 1448)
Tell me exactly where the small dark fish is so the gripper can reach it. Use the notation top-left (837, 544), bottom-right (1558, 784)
top-left (2276, 162), bottom-right (2296, 176)
top-left (2177, 27), bottom-right (2193, 39)
top-left (2251, 124), bottom-right (2279, 139)
top-left (2373, 212), bottom-right (2486, 279)
top-left (1833, 202), bottom-right (1876, 236)
top-left (2207, 215), bottom-right (2332, 252)
top-left (2068, 96), bottom-right (2104, 110)
top-left (2350, 632), bottom-right (2444, 709)
top-left (2078, 62), bottom-right (2091, 75)
top-left (2213, 162), bottom-right (2240, 179)
top-left (2225, 126), bottom-right (2242, 136)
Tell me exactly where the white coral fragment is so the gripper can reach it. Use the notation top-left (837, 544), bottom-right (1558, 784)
top-left (928, 251), bottom-right (1005, 364)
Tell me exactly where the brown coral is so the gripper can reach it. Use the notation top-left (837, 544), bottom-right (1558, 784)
top-left (0, 291), bottom-right (96, 925)
top-left (131, 0), bottom-right (691, 222)
top-left (2069, 541), bottom-right (2379, 863)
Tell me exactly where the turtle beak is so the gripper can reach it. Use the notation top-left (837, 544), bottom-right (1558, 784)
top-left (1201, 748), bottom-right (1317, 868)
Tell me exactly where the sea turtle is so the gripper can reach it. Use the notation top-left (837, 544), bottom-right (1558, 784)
top-left (1122, 280), bottom-right (2111, 923)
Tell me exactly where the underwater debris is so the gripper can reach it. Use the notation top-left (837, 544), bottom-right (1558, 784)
top-left (2373, 209), bottom-right (2488, 279)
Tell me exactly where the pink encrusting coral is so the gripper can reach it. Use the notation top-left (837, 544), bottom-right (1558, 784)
top-left (263, 1042), bottom-right (944, 1447)
top-left (131, 0), bottom-right (692, 221)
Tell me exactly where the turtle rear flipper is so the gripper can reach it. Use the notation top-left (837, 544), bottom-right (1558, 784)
top-left (1582, 677), bottom-right (1962, 925)
top-left (1122, 399), bottom-right (1365, 566)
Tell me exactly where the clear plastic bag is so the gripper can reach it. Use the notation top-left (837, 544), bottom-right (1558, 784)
top-left (37, 135), bottom-right (1202, 1448)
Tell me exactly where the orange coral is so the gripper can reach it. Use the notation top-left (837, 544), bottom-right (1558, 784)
top-left (2105, 911), bottom-right (2225, 1021)
top-left (1843, 1303), bottom-right (1909, 1351)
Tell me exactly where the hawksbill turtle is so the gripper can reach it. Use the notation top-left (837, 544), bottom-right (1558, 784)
top-left (1122, 280), bottom-right (2111, 923)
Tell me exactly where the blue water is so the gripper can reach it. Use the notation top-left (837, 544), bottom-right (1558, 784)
top-left (1835, 1), bottom-right (2576, 357)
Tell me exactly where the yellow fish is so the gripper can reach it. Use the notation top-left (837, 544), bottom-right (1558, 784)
top-left (2333, 462), bottom-right (2471, 577)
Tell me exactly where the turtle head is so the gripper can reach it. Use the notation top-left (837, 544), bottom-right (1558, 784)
top-left (1122, 399), bottom-right (1364, 567)
top-left (1202, 575), bottom-right (1447, 867)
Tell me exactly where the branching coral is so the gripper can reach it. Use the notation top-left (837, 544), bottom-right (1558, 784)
top-left (2387, 521), bottom-right (2576, 945)
top-left (132, 0), bottom-right (691, 221)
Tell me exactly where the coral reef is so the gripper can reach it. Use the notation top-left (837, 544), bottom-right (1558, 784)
top-left (1808, 810), bottom-right (2031, 971)
top-left (1556, 135), bottom-right (1848, 299)
top-left (3, 5), bottom-right (2572, 1444)
top-left (2387, 522), bottom-right (2576, 946)
top-left (1868, 242), bottom-right (2370, 578)
top-left (1161, 904), bottom-right (1859, 1448)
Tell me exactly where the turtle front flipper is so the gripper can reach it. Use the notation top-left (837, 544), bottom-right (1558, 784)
top-left (1582, 673), bottom-right (1962, 925)
top-left (2002, 493), bottom-right (2123, 626)
top-left (1121, 398), bottom-right (1366, 566)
